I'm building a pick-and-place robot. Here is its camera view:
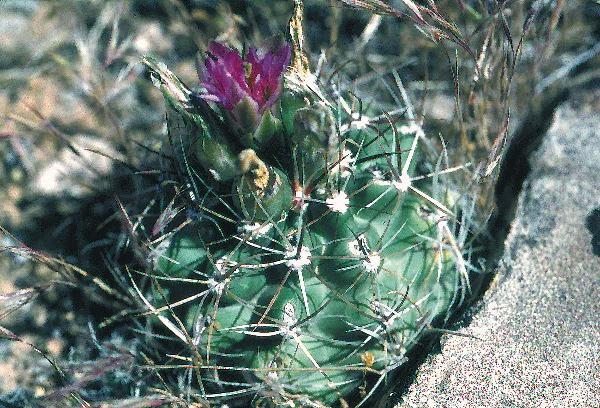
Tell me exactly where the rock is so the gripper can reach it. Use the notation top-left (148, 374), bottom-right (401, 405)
top-left (397, 91), bottom-right (600, 408)
top-left (32, 135), bottom-right (119, 197)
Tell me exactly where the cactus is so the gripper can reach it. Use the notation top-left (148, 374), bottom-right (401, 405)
top-left (139, 15), bottom-right (469, 408)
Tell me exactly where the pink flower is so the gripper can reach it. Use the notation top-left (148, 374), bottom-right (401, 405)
top-left (199, 41), bottom-right (291, 131)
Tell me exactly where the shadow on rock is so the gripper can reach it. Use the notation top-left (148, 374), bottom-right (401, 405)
top-left (585, 207), bottom-right (600, 256)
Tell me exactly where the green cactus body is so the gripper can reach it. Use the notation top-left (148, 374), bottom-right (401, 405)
top-left (143, 49), bottom-right (464, 407)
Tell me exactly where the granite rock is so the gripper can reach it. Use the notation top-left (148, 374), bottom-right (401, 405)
top-left (397, 93), bottom-right (600, 408)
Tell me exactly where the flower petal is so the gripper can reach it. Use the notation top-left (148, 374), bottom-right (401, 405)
top-left (200, 42), bottom-right (250, 109)
top-left (246, 43), bottom-right (291, 111)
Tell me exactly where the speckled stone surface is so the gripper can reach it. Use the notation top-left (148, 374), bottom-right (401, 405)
top-left (397, 93), bottom-right (600, 408)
